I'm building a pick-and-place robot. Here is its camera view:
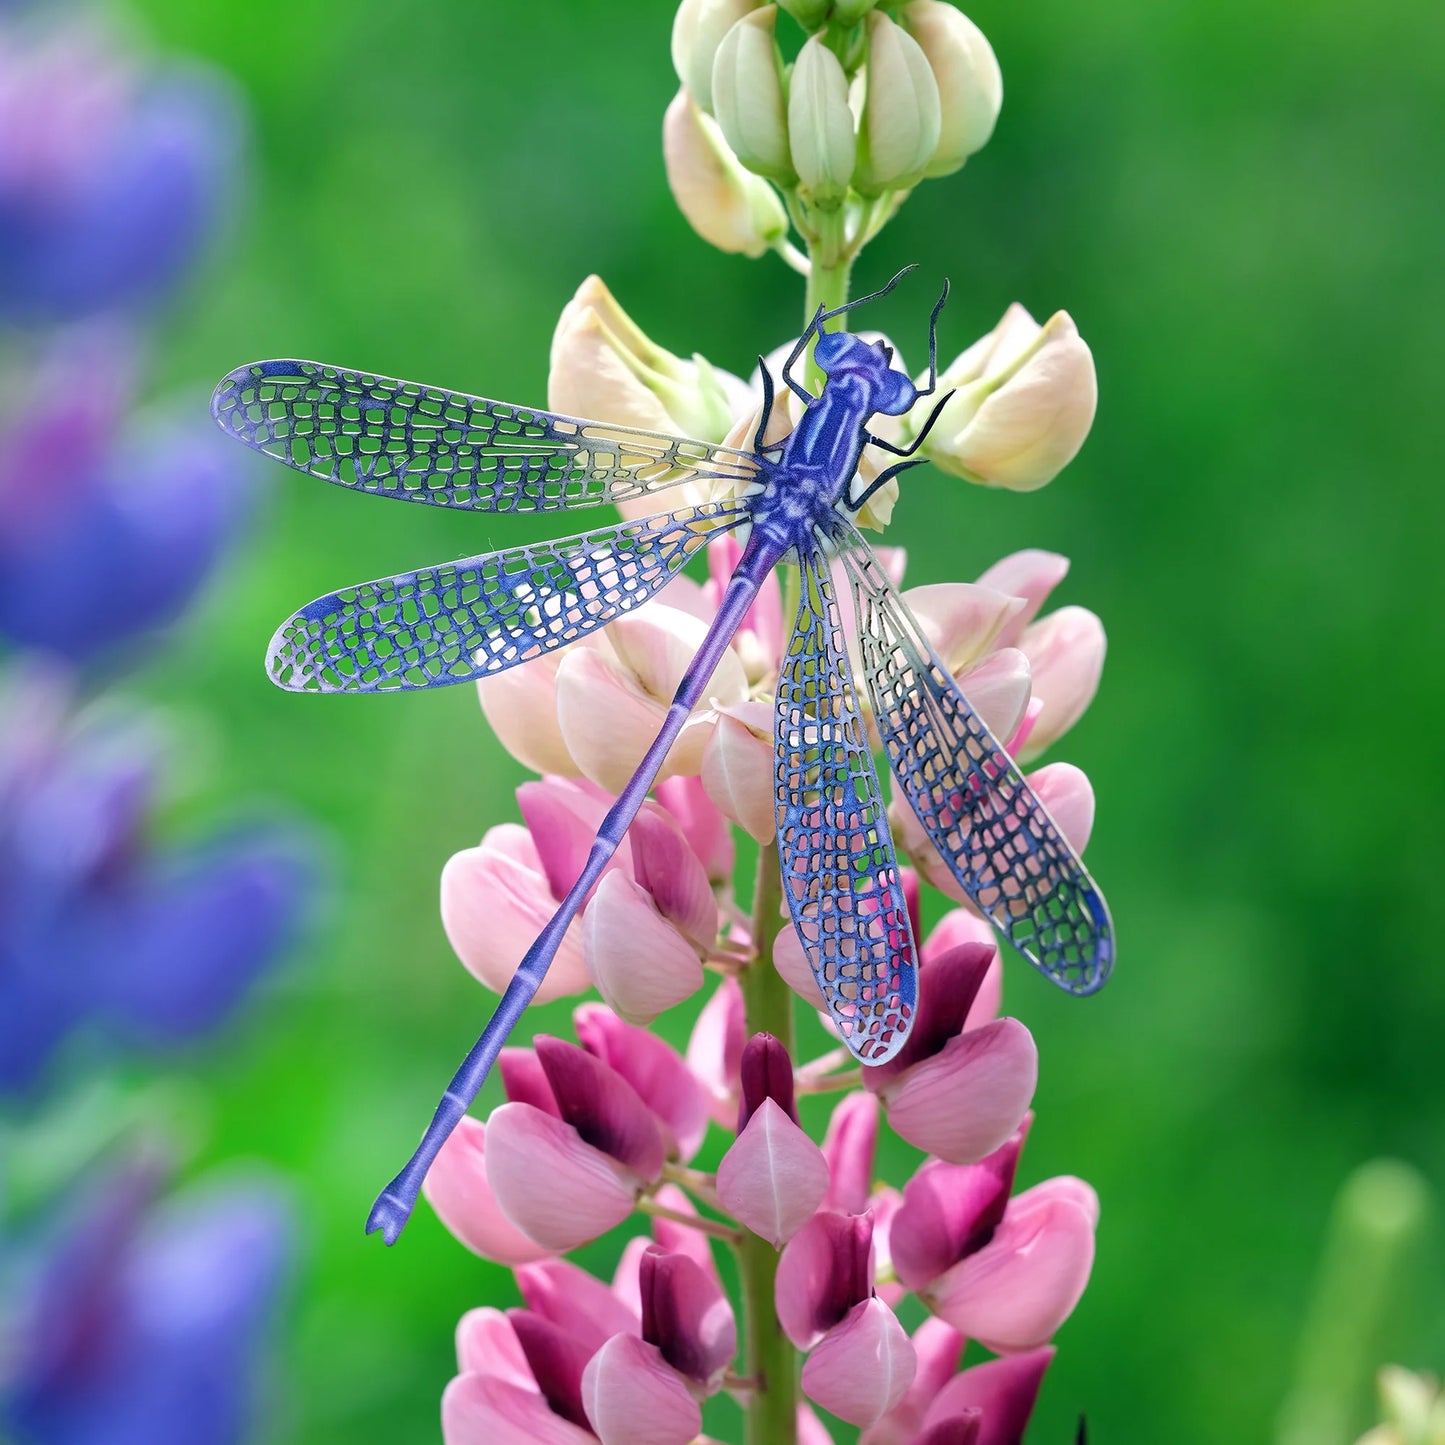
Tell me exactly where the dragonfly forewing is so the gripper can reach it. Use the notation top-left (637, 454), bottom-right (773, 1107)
top-left (269, 501), bottom-right (746, 693)
top-left (212, 359), bottom-right (762, 514)
top-left (774, 537), bottom-right (918, 1062)
top-left (840, 521), bottom-right (1114, 996)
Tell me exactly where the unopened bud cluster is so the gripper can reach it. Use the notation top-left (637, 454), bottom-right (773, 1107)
top-left (666, 0), bottom-right (1001, 263)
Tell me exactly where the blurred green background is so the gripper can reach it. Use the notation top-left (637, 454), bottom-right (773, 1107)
top-left (111, 0), bottom-right (1445, 1438)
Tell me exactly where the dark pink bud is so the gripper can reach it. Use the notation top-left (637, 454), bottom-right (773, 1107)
top-left (737, 1032), bottom-right (798, 1130)
top-left (913, 1414), bottom-right (982, 1445)
top-left (777, 1211), bottom-right (875, 1349)
top-left (921, 1348), bottom-right (1054, 1445)
top-left (535, 1036), bottom-right (666, 1180)
top-left (506, 1309), bottom-right (594, 1430)
top-left (639, 1246), bottom-right (736, 1388)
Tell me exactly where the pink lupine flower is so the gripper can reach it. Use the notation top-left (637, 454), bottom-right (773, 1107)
top-left (920, 1348), bottom-right (1056, 1445)
top-left (581, 1335), bottom-right (701, 1445)
top-left (820, 1089), bottom-right (881, 1215)
top-left (477, 647), bottom-right (583, 777)
top-left (423, 1117), bottom-right (551, 1265)
top-left (585, 871), bottom-right (706, 1025)
top-left (686, 974), bottom-right (746, 1127)
top-left (863, 941), bottom-right (1037, 1164)
top-left (654, 773), bottom-right (734, 885)
top-left (517, 775), bottom-right (621, 903)
top-left (858, 1316), bottom-right (966, 1445)
top-left (516, 1256), bottom-right (640, 1348)
top-left (701, 702), bottom-right (777, 841)
top-left (803, 1297), bottom-right (916, 1427)
top-left (776, 1210), bottom-right (876, 1350)
top-left (716, 1034), bottom-right (829, 1245)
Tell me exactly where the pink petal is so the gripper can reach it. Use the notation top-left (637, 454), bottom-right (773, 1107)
top-left (798, 1402), bottom-right (837, 1445)
top-left (773, 919), bottom-right (827, 1011)
top-left (574, 1004), bottom-right (709, 1164)
top-left (456, 1308), bottom-right (532, 1384)
top-left (706, 532), bottom-right (784, 677)
top-left (776, 1211), bottom-right (875, 1349)
top-left (716, 1098), bottom-right (829, 1246)
top-left (535, 1036), bottom-right (666, 1180)
top-left (585, 871), bottom-right (705, 1026)
top-left (1023, 1174), bottom-right (1100, 1227)
top-left (556, 646), bottom-right (679, 795)
top-left (821, 1091), bottom-right (880, 1215)
top-left (802, 1299), bottom-right (916, 1428)
top-left (955, 648), bottom-right (1031, 744)
top-left (903, 583), bottom-right (1023, 673)
top-left (921, 1348), bottom-right (1055, 1445)
top-left (923, 912), bottom-right (1002, 1028)
top-left (507, 1310), bottom-right (596, 1429)
top-left (859, 1317), bottom-right (968, 1445)
top-left (645, 1183), bottom-right (721, 1283)
top-left (441, 834), bottom-right (590, 1003)
top-left (926, 1187), bottom-right (1096, 1351)
top-left (639, 1245), bottom-right (736, 1387)
top-left (515, 1258), bottom-right (640, 1351)
top-left (518, 775), bottom-right (623, 903)
top-left (485, 1102), bottom-right (642, 1252)
top-left (869, 1187), bottom-right (907, 1311)
top-left (423, 1117), bottom-right (552, 1265)
top-left (442, 1373), bottom-right (596, 1445)
top-left (655, 774), bottom-right (735, 884)
top-left (477, 655), bottom-right (580, 778)
top-left (686, 977), bottom-right (746, 1128)
top-left (1027, 762), bottom-right (1095, 853)
top-left (976, 550), bottom-right (1069, 647)
top-left (610, 606), bottom-right (748, 709)
top-left (882, 1018), bottom-right (1037, 1165)
top-left (629, 803), bottom-right (717, 950)
top-left (501, 1047), bottom-right (561, 1115)
top-left (701, 707), bottom-right (777, 842)
top-left (1017, 606), bottom-right (1105, 761)
top-left (581, 1335), bottom-right (702, 1445)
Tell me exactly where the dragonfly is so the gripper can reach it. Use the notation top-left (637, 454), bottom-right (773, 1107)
top-left (211, 268), bottom-right (1114, 1245)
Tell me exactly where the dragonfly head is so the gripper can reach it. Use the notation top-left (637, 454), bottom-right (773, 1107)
top-left (814, 330), bottom-right (920, 416)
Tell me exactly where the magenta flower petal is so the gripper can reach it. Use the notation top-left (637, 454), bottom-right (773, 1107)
top-left (913, 1415), bottom-right (983, 1445)
top-left (686, 976), bottom-right (745, 1128)
top-left (891, 1130), bottom-right (1027, 1292)
top-left (859, 1316), bottom-right (968, 1445)
top-left (515, 1258), bottom-right (639, 1352)
top-left (737, 1032), bottom-right (799, 1129)
top-left (655, 773), bottom-right (734, 884)
top-left (777, 1211), bottom-right (875, 1348)
top-left (822, 1091), bottom-right (880, 1214)
top-left (581, 1334), bottom-right (702, 1445)
top-left (507, 1309), bottom-right (596, 1430)
top-left (882, 1019), bottom-right (1037, 1165)
top-left (484, 1102), bottom-right (641, 1252)
top-left (922, 912), bottom-right (1002, 1027)
top-left (1026, 1174), bottom-right (1100, 1227)
top-left (535, 1036), bottom-right (666, 1181)
top-left (977, 550), bottom-right (1069, 647)
top-left (921, 1348), bottom-right (1054, 1445)
top-left (926, 1185), bottom-right (1095, 1351)
top-left (863, 942), bottom-right (996, 1090)
top-left (629, 803), bottom-right (717, 950)
top-left (716, 1098), bottom-right (829, 1247)
top-left (517, 775), bottom-right (620, 903)
top-left (500, 1048), bottom-right (561, 1115)
top-left (802, 1298), bottom-right (916, 1428)
top-left (423, 1117), bottom-right (552, 1265)
top-left (456, 1307), bottom-right (532, 1384)
top-left (442, 1373), bottom-right (597, 1445)
top-left (584, 870), bottom-right (705, 1026)
top-left (574, 1004), bottom-right (708, 1164)
top-left (639, 1245), bottom-right (736, 1388)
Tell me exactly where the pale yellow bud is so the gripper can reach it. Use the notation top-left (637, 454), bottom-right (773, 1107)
top-left (902, 0), bottom-right (1002, 177)
top-left (912, 304), bottom-right (1097, 491)
top-left (664, 89), bottom-right (788, 257)
top-left (788, 35), bottom-right (856, 208)
top-left (672, 0), bottom-right (763, 111)
top-left (711, 7), bottom-right (795, 183)
top-left (855, 10), bottom-right (942, 194)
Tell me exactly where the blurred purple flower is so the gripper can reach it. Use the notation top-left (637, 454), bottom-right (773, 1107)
top-left (1, 1149), bottom-right (292, 1445)
top-left (0, 332), bottom-right (250, 661)
top-left (0, 14), bottom-right (239, 322)
top-left (0, 668), bottom-right (316, 1092)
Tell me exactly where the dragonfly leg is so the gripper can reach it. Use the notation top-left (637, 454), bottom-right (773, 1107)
top-left (367, 530), bottom-right (785, 1244)
top-left (817, 265), bottom-right (918, 325)
top-left (753, 354), bottom-right (784, 451)
top-left (861, 386), bottom-right (953, 461)
top-left (913, 279), bottom-right (952, 399)
top-left (779, 309), bottom-right (824, 403)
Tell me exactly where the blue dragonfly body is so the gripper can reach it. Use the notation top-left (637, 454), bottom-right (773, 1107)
top-left (212, 270), bottom-right (1114, 1244)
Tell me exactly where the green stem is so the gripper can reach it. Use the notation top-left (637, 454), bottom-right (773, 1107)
top-left (738, 841), bottom-right (797, 1445)
top-left (803, 213), bottom-right (852, 394)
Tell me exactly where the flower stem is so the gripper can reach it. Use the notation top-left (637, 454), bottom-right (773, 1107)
top-left (803, 218), bottom-right (852, 393)
top-left (738, 840), bottom-right (798, 1445)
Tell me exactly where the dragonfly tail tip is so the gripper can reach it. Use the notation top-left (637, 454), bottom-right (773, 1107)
top-left (365, 1188), bottom-right (416, 1246)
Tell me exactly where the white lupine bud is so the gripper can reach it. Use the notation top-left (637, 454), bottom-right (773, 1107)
top-left (911, 304), bottom-right (1098, 491)
top-left (788, 35), bottom-right (856, 207)
top-left (672, 0), bottom-right (763, 112)
top-left (664, 89), bottom-right (788, 257)
top-left (903, 0), bottom-right (1002, 177)
top-left (711, 7), bottom-right (795, 182)
top-left (855, 10), bottom-right (941, 194)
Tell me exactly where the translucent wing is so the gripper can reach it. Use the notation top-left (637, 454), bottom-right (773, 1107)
top-left (212, 359), bottom-right (762, 513)
top-left (839, 520), bottom-right (1114, 995)
top-left (774, 536), bottom-right (917, 1063)
top-left (269, 500), bottom-right (745, 694)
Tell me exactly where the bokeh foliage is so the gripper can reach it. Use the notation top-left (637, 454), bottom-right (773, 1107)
top-left (121, 0), bottom-right (1445, 1438)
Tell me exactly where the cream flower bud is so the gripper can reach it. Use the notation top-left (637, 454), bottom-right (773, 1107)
top-left (855, 10), bottom-right (941, 195)
top-left (913, 304), bottom-right (1097, 491)
top-left (549, 274), bottom-right (740, 446)
top-left (903, 0), bottom-right (1002, 177)
top-left (672, 0), bottom-right (763, 111)
top-left (789, 35), bottom-right (856, 208)
top-left (664, 88), bottom-right (788, 258)
top-left (712, 8), bottom-right (795, 183)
